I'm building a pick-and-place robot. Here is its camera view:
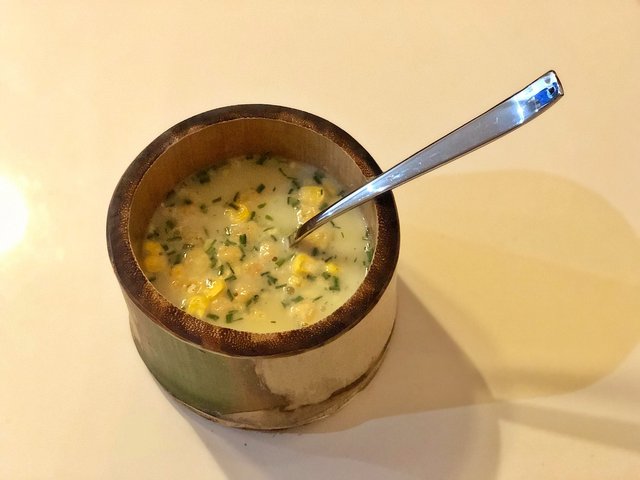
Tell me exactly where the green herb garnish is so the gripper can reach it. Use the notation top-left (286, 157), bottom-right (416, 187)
top-left (287, 197), bottom-right (300, 207)
top-left (256, 152), bottom-right (269, 165)
top-left (196, 170), bottom-right (210, 184)
top-left (278, 166), bottom-right (295, 180)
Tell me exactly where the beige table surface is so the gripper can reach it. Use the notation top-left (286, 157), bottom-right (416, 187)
top-left (1, 1), bottom-right (639, 479)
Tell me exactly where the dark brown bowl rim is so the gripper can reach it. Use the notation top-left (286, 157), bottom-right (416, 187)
top-left (106, 104), bottom-right (400, 357)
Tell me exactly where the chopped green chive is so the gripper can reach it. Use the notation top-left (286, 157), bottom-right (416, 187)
top-left (206, 313), bottom-right (219, 321)
top-left (258, 203), bottom-right (266, 209)
top-left (246, 294), bottom-right (260, 308)
top-left (211, 196), bottom-right (222, 203)
top-left (256, 183), bottom-right (265, 193)
top-left (239, 234), bottom-right (247, 246)
top-left (366, 249), bottom-right (374, 264)
top-left (196, 170), bottom-right (210, 184)
top-left (278, 166), bottom-right (295, 180)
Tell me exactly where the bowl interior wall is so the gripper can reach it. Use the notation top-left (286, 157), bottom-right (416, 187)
top-left (129, 118), bottom-right (378, 259)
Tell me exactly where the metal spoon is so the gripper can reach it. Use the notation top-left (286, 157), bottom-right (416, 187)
top-left (288, 70), bottom-right (564, 247)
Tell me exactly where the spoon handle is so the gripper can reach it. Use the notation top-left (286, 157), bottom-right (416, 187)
top-left (290, 70), bottom-right (564, 245)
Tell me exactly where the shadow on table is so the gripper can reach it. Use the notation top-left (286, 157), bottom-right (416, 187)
top-left (166, 277), bottom-right (501, 479)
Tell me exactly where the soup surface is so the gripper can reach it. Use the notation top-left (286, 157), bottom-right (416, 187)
top-left (141, 154), bottom-right (372, 333)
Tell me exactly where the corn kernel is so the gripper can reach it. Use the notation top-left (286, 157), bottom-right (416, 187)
top-left (225, 203), bottom-right (251, 223)
top-left (204, 278), bottom-right (226, 300)
top-left (217, 244), bottom-right (242, 263)
top-left (186, 295), bottom-right (209, 319)
top-left (143, 240), bottom-right (163, 256)
top-left (325, 262), bottom-right (339, 275)
top-left (292, 253), bottom-right (314, 275)
top-left (143, 254), bottom-right (167, 273)
top-left (170, 264), bottom-right (185, 280)
top-left (303, 229), bottom-right (332, 250)
top-left (298, 186), bottom-right (325, 206)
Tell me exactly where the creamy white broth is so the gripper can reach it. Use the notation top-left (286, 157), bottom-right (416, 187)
top-left (141, 154), bottom-right (372, 333)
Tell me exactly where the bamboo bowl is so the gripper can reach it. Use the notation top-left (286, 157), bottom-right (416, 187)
top-left (106, 105), bottom-right (400, 429)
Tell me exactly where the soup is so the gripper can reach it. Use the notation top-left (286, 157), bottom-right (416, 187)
top-left (140, 154), bottom-right (372, 332)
